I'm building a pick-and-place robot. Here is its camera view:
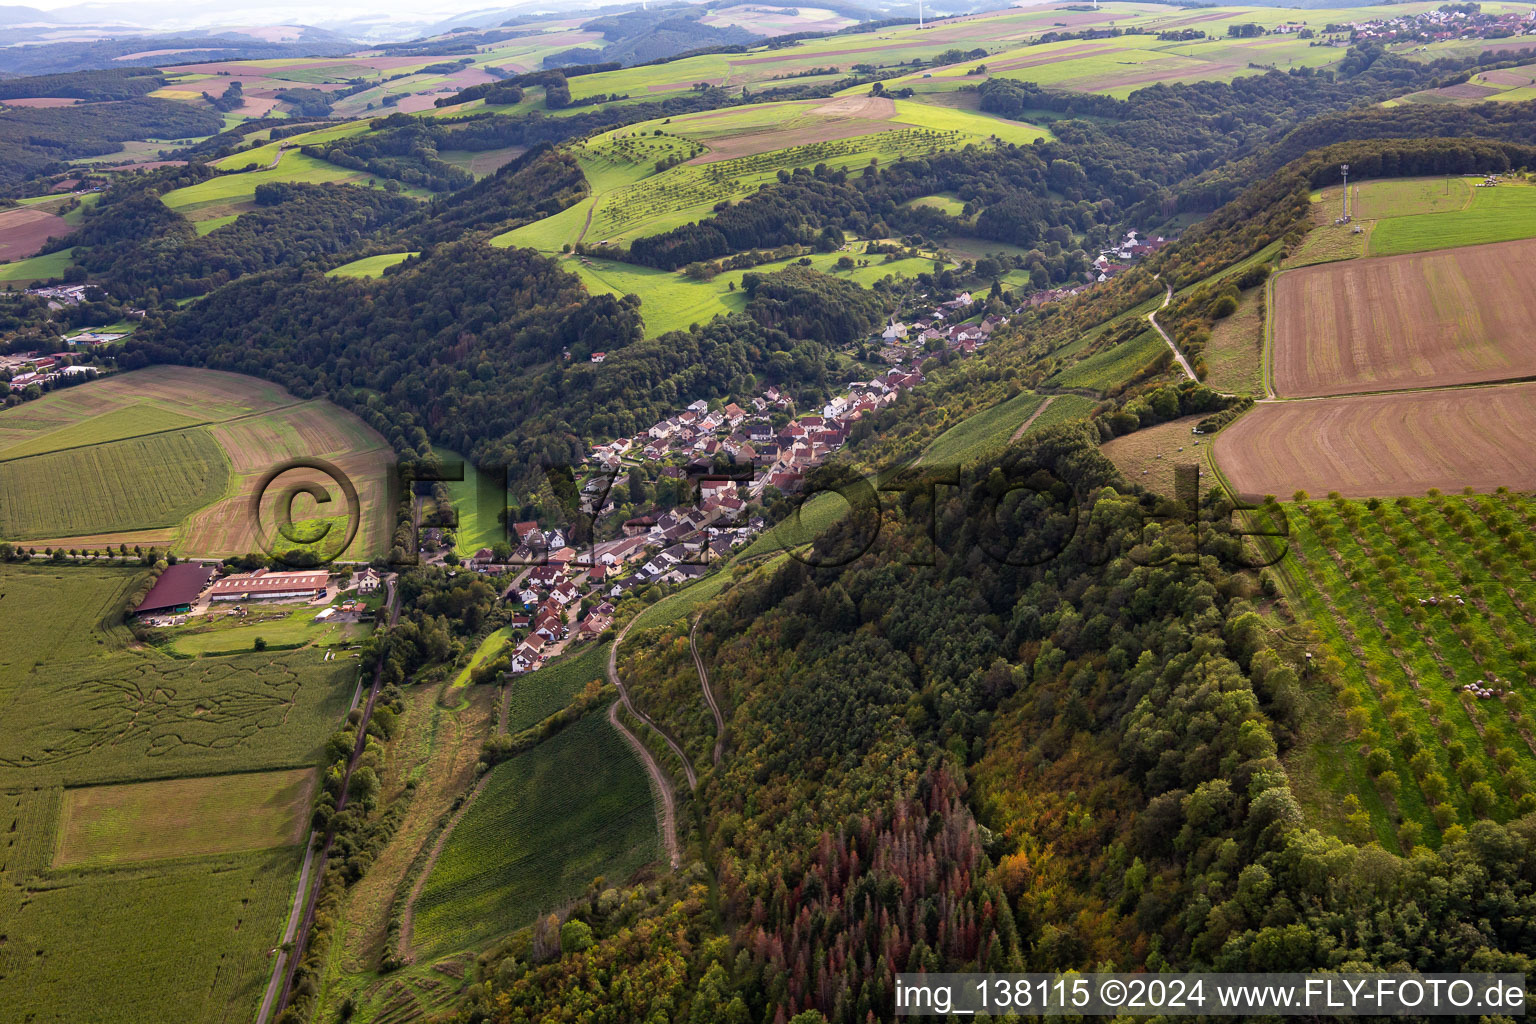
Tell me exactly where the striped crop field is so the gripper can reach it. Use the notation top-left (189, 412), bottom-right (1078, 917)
top-left (0, 367), bottom-right (394, 558)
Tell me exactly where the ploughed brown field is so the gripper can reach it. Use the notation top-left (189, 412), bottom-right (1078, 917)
top-left (0, 205), bottom-right (68, 262)
top-left (1213, 382), bottom-right (1536, 499)
top-left (1271, 237), bottom-right (1536, 398)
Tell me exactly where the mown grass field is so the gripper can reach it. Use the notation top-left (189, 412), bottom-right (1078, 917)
top-left (0, 566), bottom-right (357, 1023)
top-left (164, 601), bottom-right (373, 656)
top-left (56, 767), bottom-right (315, 867)
top-left (432, 446), bottom-right (510, 556)
top-left (0, 246), bottom-right (75, 288)
top-left (1100, 414), bottom-right (1211, 498)
top-left (1280, 494), bottom-right (1536, 851)
top-left (1367, 179), bottom-right (1536, 256)
top-left (1351, 176), bottom-right (1472, 220)
top-left (1204, 285), bottom-right (1266, 396)
top-left (327, 251), bottom-right (417, 278)
top-left (410, 710), bottom-right (659, 957)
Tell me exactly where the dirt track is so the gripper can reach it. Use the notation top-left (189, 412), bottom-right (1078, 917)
top-left (608, 701), bottom-right (680, 869)
top-left (1010, 394), bottom-right (1057, 442)
top-left (604, 616), bottom-right (696, 869)
top-left (1148, 281), bottom-right (1199, 381)
top-left (690, 616), bottom-right (724, 767)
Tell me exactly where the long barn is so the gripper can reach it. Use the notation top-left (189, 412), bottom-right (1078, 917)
top-left (208, 569), bottom-right (329, 602)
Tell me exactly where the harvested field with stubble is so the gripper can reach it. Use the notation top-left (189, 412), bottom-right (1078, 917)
top-left (1213, 382), bottom-right (1536, 499)
top-left (1271, 238), bottom-right (1536, 398)
top-left (1101, 415), bottom-right (1212, 498)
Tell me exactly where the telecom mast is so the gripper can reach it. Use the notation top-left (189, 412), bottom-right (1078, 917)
top-left (1341, 163), bottom-right (1350, 221)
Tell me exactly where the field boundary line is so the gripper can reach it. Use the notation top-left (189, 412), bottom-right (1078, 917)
top-left (1255, 373), bottom-right (1536, 404)
top-left (1260, 273), bottom-right (1277, 399)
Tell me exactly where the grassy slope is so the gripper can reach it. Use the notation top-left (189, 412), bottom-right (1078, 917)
top-left (410, 710), bottom-right (660, 957)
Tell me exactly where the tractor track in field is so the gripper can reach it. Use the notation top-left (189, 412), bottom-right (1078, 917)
top-left (395, 767), bottom-right (492, 962)
top-left (608, 701), bottom-right (680, 869)
top-left (1010, 394), bottom-right (1057, 442)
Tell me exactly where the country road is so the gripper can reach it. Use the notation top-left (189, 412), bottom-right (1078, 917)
top-left (1148, 280), bottom-right (1199, 382)
top-left (690, 615), bottom-right (724, 767)
top-left (260, 575), bottom-right (400, 1024)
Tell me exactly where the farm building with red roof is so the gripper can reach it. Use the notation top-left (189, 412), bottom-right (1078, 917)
top-left (134, 563), bottom-right (216, 616)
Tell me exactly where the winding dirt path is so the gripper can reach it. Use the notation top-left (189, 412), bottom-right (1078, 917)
top-left (608, 617), bottom-right (698, 791)
top-left (691, 616), bottom-right (724, 767)
top-left (396, 770), bottom-right (491, 960)
top-left (1148, 279), bottom-right (1199, 382)
top-left (609, 701), bottom-right (681, 869)
top-left (1010, 394), bottom-right (1058, 442)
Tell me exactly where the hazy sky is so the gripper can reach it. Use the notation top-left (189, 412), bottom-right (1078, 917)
top-left (19, 0), bottom-right (497, 16)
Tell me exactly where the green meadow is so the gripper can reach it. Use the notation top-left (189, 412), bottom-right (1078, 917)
top-left (567, 247), bottom-right (949, 337)
top-left (0, 247), bottom-right (75, 288)
top-left (327, 252), bottom-right (418, 278)
top-left (1367, 181), bottom-right (1536, 256)
top-left (0, 565), bottom-right (357, 1022)
top-left (163, 150), bottom-right (370, 222)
